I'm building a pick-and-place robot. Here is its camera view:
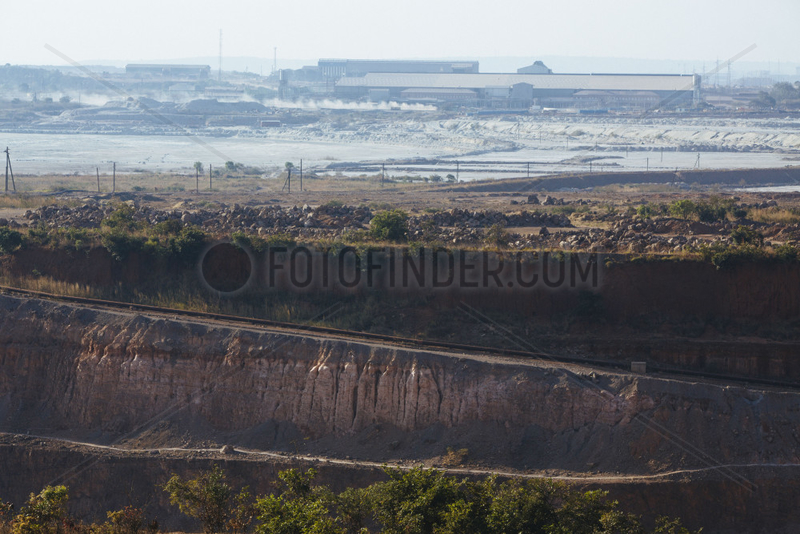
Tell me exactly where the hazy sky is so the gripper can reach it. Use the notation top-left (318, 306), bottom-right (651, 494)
top-left (4, 0), bottom-right (798, 67)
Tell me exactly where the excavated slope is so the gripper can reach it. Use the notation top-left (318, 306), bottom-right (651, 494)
top-left (2, 295), bottom-right (800, 531)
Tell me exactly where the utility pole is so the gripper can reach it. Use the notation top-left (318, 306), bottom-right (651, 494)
top-left (456, 161), bottom-right (460, 182)
top-left (209, 164), bottom-right (213, 190)
top-left (661, 147), bottom-right (664, 162)
top-left (3, 147), bottom-right (16, 193)
top-left (381, 163), bottom-right (385, 187)
top-left (195, 166), bottom-right (199, 193)
top-left (527, 162), bottom-right (530, 178)
top-left (96, 167), bottom-right (100, 193)
top-left (218, 29), bottom-right (223, 83)
top-left (112, 162), bottom-right (116, 194)
top-left (4, 147), bottom-right (9, 193)
top-left (299, 159), bottom-right (303, 191)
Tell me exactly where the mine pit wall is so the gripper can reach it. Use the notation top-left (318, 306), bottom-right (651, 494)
top-left (2, 294), bottom-right (800, 470)
top-left (3, 295), bottom-right (800, 530)
top-left (4, 246), bottom-right (800, 380)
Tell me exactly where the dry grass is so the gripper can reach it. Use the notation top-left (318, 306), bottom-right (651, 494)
top-left (747, 207), bottom-right (800, 224)
top-left (0, 193), bottom-right (79, 210)
top-left (0, 274), bottom-right (97, 297)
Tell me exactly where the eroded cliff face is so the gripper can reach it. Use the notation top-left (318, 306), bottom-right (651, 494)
top-left (0, 294), bottom-right (799, 474)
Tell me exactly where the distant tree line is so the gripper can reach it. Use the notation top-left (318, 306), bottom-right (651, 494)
top-left (751, 81), bottom-right (800, 109)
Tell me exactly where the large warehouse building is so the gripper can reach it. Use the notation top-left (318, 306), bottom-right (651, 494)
top-left (318, 59), bottom-right (479, 79)
top-left (335, 72), bottom-right (701, 110)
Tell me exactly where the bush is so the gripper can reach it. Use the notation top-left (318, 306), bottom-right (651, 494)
top-left (730, 225), bottom-right (764, 246)
top-left (232, 231), bottom-right (268, 253)
top-left (369, 209), bottom-right (408, 242)
top-left (0, 226), bottom-right (23, 253)
top-left (636, 204), bottom-right (660, 219)
top-left (484, 223), bottom-right (509, 247)
top-left (101, 230), bottom-right (144, 261)
top-left (106, 506), bottom-right (144, 534)
top-left (668, 200), bottom-right (697, 220)
top-left (102, 205), bottom-right (141, 232)
top-left (254, 469), bottom-right (338, 534)
top-left (163, 465), bottom-right (233, 534)
top-left (171, 227), bottom-right (208, 264)
top-left (12, 485), bottom-right (69, 534)
top-left (774, 243), bottom-right (800, 262)
top-left (153, 219), bottom-right (184, 236)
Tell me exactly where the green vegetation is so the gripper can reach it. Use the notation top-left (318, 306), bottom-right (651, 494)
top-left (632, 198), bottom-right (747, 223)
top-left (0, 467), bottom-right (701, 534)
top-left (201, 466), bottom-right (699, 534)
top-left (769, 82), bottom-right (800, 109)
top-left (484, 223), bottom-right (509, 247)
top-left (0, 226), bottom-right (23, 253)
top-left (369, 209), bottom-right (409, 242)
top-left (163, 466), bottom-right (252, 534)
top-left (730, 225), bottom-right (764, 246)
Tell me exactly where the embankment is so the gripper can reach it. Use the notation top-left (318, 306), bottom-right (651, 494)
top-left (4, 246), bottom-right (800, 380)
top-left (450, 166), bottom-right (800, 192)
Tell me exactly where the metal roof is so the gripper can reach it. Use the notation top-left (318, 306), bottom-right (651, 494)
top-left (337, 73), bottom-right (696, 92)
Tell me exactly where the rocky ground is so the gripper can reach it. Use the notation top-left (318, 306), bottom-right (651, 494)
top-left (9, 189), bottom-right (800, 253)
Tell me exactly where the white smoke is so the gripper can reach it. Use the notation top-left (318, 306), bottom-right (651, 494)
top-left (263, 98), bottom-right (437, 112)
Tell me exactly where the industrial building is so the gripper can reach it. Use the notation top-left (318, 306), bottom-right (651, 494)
top-left (336, 72), bottom-right (701, 110)
top-left (318, 59), bottom-right (479, 79)
top-left (125, 64), bottom-right (210, 80)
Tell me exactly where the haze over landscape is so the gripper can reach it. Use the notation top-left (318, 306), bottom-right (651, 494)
top-left (5, 0), bottom-right (799, 68)
top-left (1, 1), bottom-right (800, 533)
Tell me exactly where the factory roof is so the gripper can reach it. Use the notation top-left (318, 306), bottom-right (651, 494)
top-left (337, 73), bottom-right (697, 92)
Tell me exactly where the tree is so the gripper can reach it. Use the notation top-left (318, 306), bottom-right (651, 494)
top-left (370, 467), bottom-right (463, 534)
top-left (369, 209), bottom-right (408, 242)
top-left (12, 485), bottom-right (69, 534)
top-left (163, 465), bottom-right (233, 534)
top-left (59, 96), bottom-right (71, 104)
top-left (668, 199), bottom-right (697, 220)
top-left (254, 469), bottom-right (339, 534)
top-left (194, 162), bottom-right (204, 174)
top-left (750, 91), bottom-right (776, 109)
top-left (770, 82), bottom-right (800, 103)
top-left (445, 174), bottom-right (456, 183)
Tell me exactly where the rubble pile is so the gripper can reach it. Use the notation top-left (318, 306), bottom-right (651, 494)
top-left (418, 208), bottom-right (571, 229)
top-left (18, 202), bottom-right (800, 252)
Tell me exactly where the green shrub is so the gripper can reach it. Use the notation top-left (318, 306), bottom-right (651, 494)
top-left (163, 465), bottom-right (233, 534)
top-left (636, 204), bottom-right (659, 219)
top-left (12, 485), bottom-right (69, 534)
top-left (668, 200), bottom-right (697, 220)
top-left (26, 225), bottom-right (51, 246)
top-left (106, 506), bottom-right (145, 534)
top-left (0, 226), bottom-right (23, 253)
top-left (774, 243), bottom-right (800, 262)
top-left (101, 230), bottom-right (145, 261)
top-left (102, 205), bottom-right (141, 231)
top-left (369, 209), bottom-right (408, 242)
top-left (730, 225), bottom-right (764, 246)
top-left (265, 232), bottom-right (296, 248)
top-left (484, 223), bottom-right (509, 247)
top-left (153, 219), bottom-right (184, 236)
